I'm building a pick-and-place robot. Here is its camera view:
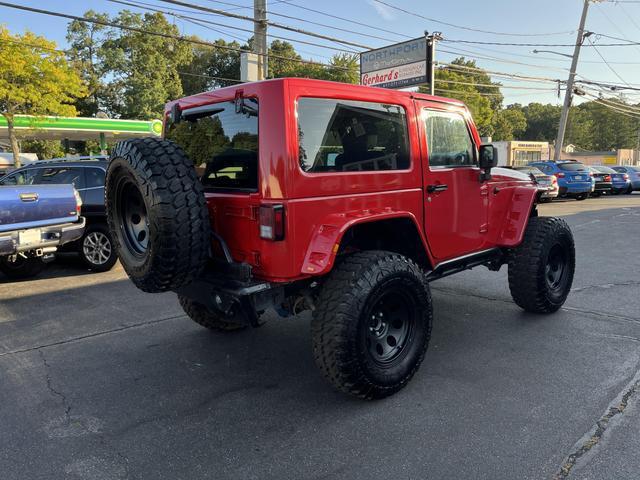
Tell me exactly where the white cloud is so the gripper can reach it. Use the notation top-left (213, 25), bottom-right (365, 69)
top-left (368, 0), bottom-right (395, 21)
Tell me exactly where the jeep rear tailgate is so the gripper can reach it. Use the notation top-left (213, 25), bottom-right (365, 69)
top-left (0, 184), bottom-right (79, 233)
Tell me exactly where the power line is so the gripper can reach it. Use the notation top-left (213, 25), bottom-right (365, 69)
top-left (0, 1), bottom-right (352, 70)
top-left (437, 78), bottom-right (557, 91)
top-left (198, 0), bottom-right (396, 43)
top-left (110, 0), bottom-right (359, 54)
top-left (156, 0), bottom-right (373, 49)
top-left (441, 37), bottom-right (640, 47)
top-left (268, 0), bottom-right (410, 39)
top-left (438, 47), bottom-right (571, 73)
top-left (586, 37), bottom-right (632, 88)
top-left (369, 0), bottom-right (574, 37)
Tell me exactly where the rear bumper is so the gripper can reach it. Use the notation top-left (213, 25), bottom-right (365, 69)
top-left (0, 217), bottom-right (85, 256)
top-left (559, 185), bottom-right (592, 196)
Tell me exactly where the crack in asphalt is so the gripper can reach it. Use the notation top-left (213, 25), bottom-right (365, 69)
top-left (571, 281), bottom-right (640, 293)
top-left (554, 369), bottom-right (640, 479)
top-left (39, 350), bottom-right (72, 421)
top-left (0, 314), bottom-right (186, 358)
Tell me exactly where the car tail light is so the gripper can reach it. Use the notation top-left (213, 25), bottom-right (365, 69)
top-left (259, 204), bottom-right (285, 241)
top-left (605, 175), bottom-right (611, 182)
top-left (551, 175), bottom-right (558, 184)
top-left (556, 172), bottom-right (565, 178)
top-left (623, 174), bottom-right (629, 180)
top-left (74, 189), bottom-right (82, 215)
top-left (588, 171), bottom-right (593, 177)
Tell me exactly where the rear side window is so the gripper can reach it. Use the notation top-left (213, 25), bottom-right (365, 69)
top-left (166, 99), bottom-right (259, 191)
top-left (423, 110), bottom-right (475, 167)
top-left (297, 98), bottom-right (410, 173)
top-left (85, 168), bottom-right (105, 188)
top-left (38, 167), bottom-right (84, 188)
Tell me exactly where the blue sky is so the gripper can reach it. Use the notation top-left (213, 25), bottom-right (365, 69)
top-left (2, 0), bottom-right (640, 106)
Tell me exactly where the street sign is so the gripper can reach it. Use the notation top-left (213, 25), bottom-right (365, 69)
top-left (360, 37), bottom-right (429, 89)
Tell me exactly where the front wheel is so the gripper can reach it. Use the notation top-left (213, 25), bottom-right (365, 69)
top-left (311, 251), bottom-right (432, 399)
top-left (508, 217), bottom-right (575, 313)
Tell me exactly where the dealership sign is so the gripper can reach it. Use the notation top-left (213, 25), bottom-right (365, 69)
top-left (360, 37), bottom-right (429, 89)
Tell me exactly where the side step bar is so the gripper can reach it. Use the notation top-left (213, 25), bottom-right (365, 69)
top-left (426, 248), bottom-right (504, 282)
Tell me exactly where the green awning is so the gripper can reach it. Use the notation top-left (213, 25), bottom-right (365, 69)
top-left (0, 115), bottom-right (162, 141)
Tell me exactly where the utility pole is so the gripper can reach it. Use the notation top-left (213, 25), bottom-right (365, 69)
top-left (254, 0), bottom-right (268, 81)
top-left (554, 0), bottom-right (595, 161)
top-left (425, 32), bottom-right (442, 96)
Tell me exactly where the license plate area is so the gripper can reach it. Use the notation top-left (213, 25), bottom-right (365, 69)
top-left (18, 229), bottom-right (42, 247)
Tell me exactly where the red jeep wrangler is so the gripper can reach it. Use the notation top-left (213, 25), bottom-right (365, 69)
top-left (106, 78), bottom-right (575, 399)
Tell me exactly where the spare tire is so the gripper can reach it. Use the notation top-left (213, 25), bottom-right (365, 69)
top-left (106, 138), bottom-right (210, 292)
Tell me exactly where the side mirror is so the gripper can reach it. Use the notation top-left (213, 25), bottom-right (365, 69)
top-left (479, 144), bottom-right (497, 181)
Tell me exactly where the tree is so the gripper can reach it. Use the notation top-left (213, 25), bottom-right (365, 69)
top-left (20, 139), bottom-right (65, 160)
top-left (417, 58), bottom-right (502, 137)
top-left (521, 103), bottom-right (561, 142)
top-left (181, 40), bottom-right (245, 96)
top-left (493, 105), bottom-right (527, 141)
top-left (66, 10), bottom-right (111, 117)
top-left (0, 27), bottom-right (86, 166)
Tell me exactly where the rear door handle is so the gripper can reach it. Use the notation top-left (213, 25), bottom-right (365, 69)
top-left (427, 184), bottom-right (448, 193)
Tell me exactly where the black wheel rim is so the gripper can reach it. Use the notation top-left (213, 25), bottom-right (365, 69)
top-left (115, 178), bottom-right (149, 257)
top-left (545, 244), bottom-right (567, 291)
top-left (364, 286), bottom-right (415, 365)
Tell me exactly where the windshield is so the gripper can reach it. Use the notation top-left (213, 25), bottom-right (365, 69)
top-left (558, 162), bottom-right (588, 172)
top-left (166, 99), bottom-right (259, 192)
top-left (594, 166), bottom-right (616, 174)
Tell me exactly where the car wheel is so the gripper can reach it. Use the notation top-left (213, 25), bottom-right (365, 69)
top-left (79, 224), bottom-right (118, 272)
top-left (575, 193), bottom-right (587, 201)
top-left (106, 138), bottom-right (210, 292)
top-left (508, 217), bottom-right (575, 314)
top-left (0, 254), bottom-right (46, 280)
top-left (178, 294), bottom-right (253, 332)
top-left (311, 251), bottom-right (432, 399)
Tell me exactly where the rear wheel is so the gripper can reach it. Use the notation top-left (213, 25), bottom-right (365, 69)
top-left (78, 224), bottom-right (117, 272)
top-left (508, 217), bottom-right (575, 313)
top-left (575, 193), bottom-right (588, 201)
top-left (311, 251), bottom-right (432, 399)
top-left (0, 254), bottom-right (45, 280)
top-left (106, 138), bottom-right (210, 292)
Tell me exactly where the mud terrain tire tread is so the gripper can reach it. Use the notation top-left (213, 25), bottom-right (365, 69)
top-left (508, 216), bottom-right (575, 314)
top-left (106, 137), bottom-right (210, 293)
top-left (311, 250), bottom-right (432, 400)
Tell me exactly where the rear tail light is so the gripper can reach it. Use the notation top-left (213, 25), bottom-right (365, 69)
top-left (556, 172), bottom-right (565, 178)
top-left (552, 175), bottom-right (558, 184)
top-left (74, 189), bottom-right (82, 215)
top-left (605, 175), bottom-right (611, 182)
top-left (588, 171), bottom-right (593, 177)
top-left (623, 174), bottom-right (629, 180)
top-left (259, 204), bottom-right (285, 241)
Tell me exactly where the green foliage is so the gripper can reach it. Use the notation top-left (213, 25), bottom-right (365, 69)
top-left (68, 10), bottom-right (192, 119)
top-left (493, 106), bottom-right (527, 141)
top-left (20, 139), bottom-right (65, 159)
top-left (0, 26), bottom-right (86, 166)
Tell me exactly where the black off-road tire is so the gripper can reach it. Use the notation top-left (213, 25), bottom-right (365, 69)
top-left (508, 217), bottom-right (575, 314)
top-left (0, 255), bottom-right (46, 280)
top-left (106, 138), bottom-right (210, 292)
top-left (78, 223), bottom-right (118, 272)
top-left (178, 295), bottom-right (247, 332)
top-left (311, 251), bottom-right (432, 400)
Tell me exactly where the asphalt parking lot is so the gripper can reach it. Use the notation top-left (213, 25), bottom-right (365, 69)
top-left (1, 195), bottom-right (639, 480)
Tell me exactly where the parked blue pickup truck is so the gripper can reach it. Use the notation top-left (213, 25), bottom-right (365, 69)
top-left (0, 184), bottom-right (85, 279)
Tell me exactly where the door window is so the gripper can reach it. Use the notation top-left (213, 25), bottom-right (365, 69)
top-left (37, 167), bottom-right (85, 188)
top-left (423, 110), bottom-right (475, 168)
top-left (0, 168), bottom-right (38, 185)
